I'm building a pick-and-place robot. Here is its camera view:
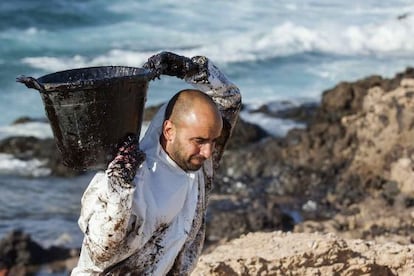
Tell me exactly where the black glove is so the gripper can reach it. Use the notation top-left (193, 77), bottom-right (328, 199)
top-left (106, 133), bottom-right (145, 187)
top-left (186, 55), bottom-right (210, 84)
top-left (143, 51), bottom-right (200, 80)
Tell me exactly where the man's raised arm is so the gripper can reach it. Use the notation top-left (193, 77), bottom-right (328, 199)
top-left (144, 52), bottom-right (242, 166)
top-left (76, 135), bottom-right (145, 270)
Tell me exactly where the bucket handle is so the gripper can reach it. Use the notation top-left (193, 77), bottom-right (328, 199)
top-left (16, 76), bottom-right (46, 92)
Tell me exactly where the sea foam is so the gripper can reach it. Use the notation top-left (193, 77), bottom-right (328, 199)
top-left (20, 15), bottom-right (414, 73)
top-left (0, 153), bottom-right (51, 177)
top-left (241, 102), bottom-right (307, 137)
top-left (0, 121), bottom-right (53, 141)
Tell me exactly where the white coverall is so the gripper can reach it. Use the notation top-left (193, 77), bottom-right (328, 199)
top-left (71, 58), bottom-right (241, 275)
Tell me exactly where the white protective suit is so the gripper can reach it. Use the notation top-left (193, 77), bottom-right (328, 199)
top-left (71, 57), bottom-right (241, 276)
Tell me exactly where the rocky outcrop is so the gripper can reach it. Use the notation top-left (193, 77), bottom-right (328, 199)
top-left (0, 136), bottom-right (80, 177)
top-left (0, 230), bottom-right (79, 275)
top-left (193, 231), bottom-right (414, 276)
top-left (206, 68), bottom-right (414, 247)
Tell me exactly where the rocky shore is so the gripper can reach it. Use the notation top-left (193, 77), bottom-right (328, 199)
top-left (193, 232), bottom-right (414, 275)
top-left (1, 68), bottom-right (414, 275)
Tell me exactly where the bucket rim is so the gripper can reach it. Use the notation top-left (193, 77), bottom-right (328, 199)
top-left (36, 66), bottom-right (150, 92)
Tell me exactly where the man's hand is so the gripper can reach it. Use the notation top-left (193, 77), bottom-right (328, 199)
top-left (186, 55), bottom-right (210, 84)
top-left (106, 133), bottom-right (145, 188)
top-left (143, 51), bottom-right (199, 80)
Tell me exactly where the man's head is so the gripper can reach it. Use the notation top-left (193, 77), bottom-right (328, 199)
top-left (160, 89), bottom-right (223, 171)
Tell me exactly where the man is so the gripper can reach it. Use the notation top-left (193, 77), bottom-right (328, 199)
top-left (71, 52), bottom-right (241, 275)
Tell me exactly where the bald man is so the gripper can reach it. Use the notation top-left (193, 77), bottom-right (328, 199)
top-left (72, 52), bottom-right (241, 275)
top-left (161, 90), bottom-right (223, 172)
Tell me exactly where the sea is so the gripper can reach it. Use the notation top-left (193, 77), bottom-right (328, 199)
top-left (1, 0), bottom-right (414, 272)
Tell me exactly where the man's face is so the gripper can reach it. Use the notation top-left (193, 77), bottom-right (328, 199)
top-left (164, 118), bottom-right (222, 172)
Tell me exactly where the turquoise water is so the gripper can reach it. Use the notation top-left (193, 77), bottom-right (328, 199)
top-left (2, 0), bottom-right (414, 125)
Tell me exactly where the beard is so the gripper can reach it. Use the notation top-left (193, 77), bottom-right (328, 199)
top-left (169, 144), bottom-right (205, 172)
top-left (186, 155), bottom-right (206, 171)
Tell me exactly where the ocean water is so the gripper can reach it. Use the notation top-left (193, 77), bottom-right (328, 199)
top-left (1, 0), bottom-right (414, 268)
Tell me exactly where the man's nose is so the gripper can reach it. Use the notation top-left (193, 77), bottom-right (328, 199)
top-left (200, 142), bottom-right (214, 159)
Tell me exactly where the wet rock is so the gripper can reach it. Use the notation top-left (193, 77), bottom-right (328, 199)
top-left (205, 194), bottom-right (295, 247)
top-left (11, 116), bottom-right (48, 125)
top-left (0, 136), bottom-right (81, 177)
top-left (249, 101), bottom-right (319, 124)
top-left (0, 230), bottom-right (78, 274)
top-left (226, 118), bottom-right (269, 150)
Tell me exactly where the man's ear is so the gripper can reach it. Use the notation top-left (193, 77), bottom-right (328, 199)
top-left (162, 119), bottom-right (176, 142)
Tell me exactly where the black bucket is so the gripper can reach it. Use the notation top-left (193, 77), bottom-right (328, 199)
top-left (17, 66), bottom-right (150, 170)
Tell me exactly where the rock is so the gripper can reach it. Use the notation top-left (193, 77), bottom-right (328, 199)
top-left (0, 230), bottom-right (79, 274)
top-left (249, 101), bottom-right (319, 124)
top-left (193, 231), bottom-right (414, 276)
top-left (205, 194), bottom-right (295, 247)
top-left (0, 136), bottom-right (81, 177)
top-left (208, 67), bottom-right (414, 245)
top-left (226, 118), bottom-right (269, 150)
top-left (341, 80), bottom-right (414, 196)
top-left (143, 103), bottom-right (163, 122)
top-left (11, 117), bottom-right (48, 125)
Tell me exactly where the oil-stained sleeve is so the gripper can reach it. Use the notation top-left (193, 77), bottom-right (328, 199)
top-left (76, 136), bottom-right (147, 270)
top-left (77, 171), bottom-right (137, 269)
top-left (185, 56), bottom-right (242, 168)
